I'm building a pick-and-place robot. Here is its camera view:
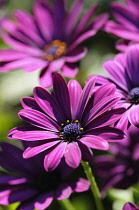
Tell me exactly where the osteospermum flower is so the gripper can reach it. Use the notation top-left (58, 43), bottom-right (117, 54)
top-left (94, 125), bottom-right (139, 192)
top-left (88, 45), bottom-right (139, 130)
top-left (104, 0), bottom-right (139, 51)
top-left (8, 73), bottom-right (125, 171)
top-left (123, 202), bottom-right (139, 210)
top-left (0, 142), bottom-right (90, 210)
top-left (0, 0), bottom-right (108, 87)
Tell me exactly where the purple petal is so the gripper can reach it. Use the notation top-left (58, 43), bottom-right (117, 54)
top-left (33, 0), bottom-right (54, 42)
top-left (53, 0), bottom-right (65, 39)
top-left (0, 190), bottom-right (11, 205)
top-left (85, 108), bottom-right (125, 129)
top-left (79, 136), bottom-right (109, 150)
top-left (47, 58), bottom-right (65, 72)
top-left (68, 79), bottom-right (82, 120)
top-left (2, 34), bottom-right (42, 55)
top-left (64, 0), bottom-right (83, 37)
top-left (39, 68), bottom-right (53, 88)
top-left (0, 175), bottom-right (27, 185)
top-left (126, 46), bottom-right (139, 86)
top-left (115, 110), bottom-right (130, 131)
top-left (44, 142), bottom-right (67, 171)
top-left (23, 140), bottom-right (61, 158)
top-left (76, 76), bottom-right (96, 120)
top-left (111, 2), bottom-right (139, 30)
top-left (21, 97), bottom-right (43, 112)
top-left (104, 21), bottom-right (139, 41)
top-left (72, 178), bottom-right (90, 192)
top-left (73, 3), bottom-right (98, 37)
top-left (33, 86), bottom-right (66, 123)
top-left (18, 109), bottom-right (60, 131)
top-left (53, 73), bottom-right (71, 120)
top-left (65, 47), bottom-right (87, 63)
top-left (56, 184), bottom-right (72, 200)
top-left (83, 94), bottom-right (121, 126)
top-left (0, 49), bottom-right (27, 62)
top-left (69, 13), bottom-right (108, 51)
top-left (78, 142), bottom-right (93, 161)
top-left (128, 105), bottom-right (139, 127)
top-left (61, 63), bottom-right (78, 78)
top-left (122, 202), bottom-right (139, 210)
top-left (12, 130), bottom-right (59, 141)
top-left (103, 59), bottom-right (131, 92)
top-left (86, 127), bottom-right (125, 142)
top-left (64, 142), bottom-right (81, 168)
top-left (34, 192), bottom-right (53, 210)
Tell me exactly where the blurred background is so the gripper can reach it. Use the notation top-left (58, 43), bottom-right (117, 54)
top-left (0, 0), bottom-right (134, 210)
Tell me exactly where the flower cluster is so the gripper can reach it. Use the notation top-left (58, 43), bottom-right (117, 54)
top-left (1, 0), bottom-right (139, 209)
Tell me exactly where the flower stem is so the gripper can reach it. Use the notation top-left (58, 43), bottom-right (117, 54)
top-left (81, 161), bottom-right (104, 210)
top-left (58, 199), bottom-right (76, 210)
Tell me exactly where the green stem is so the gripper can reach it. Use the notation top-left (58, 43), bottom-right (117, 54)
top-left (58, 199), bottom-right (76, 210)
top-left (81, 161), bottom-right (104, 210)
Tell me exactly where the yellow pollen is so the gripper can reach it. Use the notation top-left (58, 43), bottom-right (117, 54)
top-left (61, 123), bottom-right (64, 126)
top-left (75, 120), bottom-right (79, 123)
top-left (80, 127), bottom-right (83, 131)
top-left (42, 40), bottom-right (67, 61)
top-left (66, 120), bottom-right (70, 123)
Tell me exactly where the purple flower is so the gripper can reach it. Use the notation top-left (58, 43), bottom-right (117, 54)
top-left (104, 0), bottom-right (139, 52)
top-left (0, 0), bottom-right (108, 87)
top-left (94, 125), bottom-right (139, 192)
top-left (123, 202), bottom-right (139, 210)
top-left (8, 73), bottom-right (125, 171)
top-left (88, 45), bottom-right (139, 130)
top-left (0, 142), bottom-right (90, 210)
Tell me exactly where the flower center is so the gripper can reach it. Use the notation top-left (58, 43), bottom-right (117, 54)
top-left (42, 40), bottom-right (67, 61)
top-left (128, 87), bottom-right (139, 105)
top-left (60, 120), bottom-right (83, 142)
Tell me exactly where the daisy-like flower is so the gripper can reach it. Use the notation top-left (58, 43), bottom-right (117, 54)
top-left (0, 142), bottom-right (90, 210)
top-left (94, 125), bottom-right (139, 192)
top-left (8, 73), bottom-right (125, 171)
top-left (104, 0), bottom-right (139, 52)
top-left (123, 202), bottom-right (139, 210)
top-left (88, 45), bottom-right (139, 130)
top-left (0, 0), bottom-right (108, 87)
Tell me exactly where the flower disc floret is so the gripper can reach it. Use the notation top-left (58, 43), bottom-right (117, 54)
top-left (8, 73), bottom-right (125, 171)
top-left (128, 87), bottom-right (139, 104)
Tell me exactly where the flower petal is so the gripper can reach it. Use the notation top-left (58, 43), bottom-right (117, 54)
top-left (68, 79), bottom-right (82, 120)
top-left (18, 109), bottom-right (60, 131)
top-left (21, 97), bottom-right (43, 112)
top-left (56, 184), bottom-right (72, 200)
top-left (61, 63), bottom-right (78, 78)
top-left (64, 142), bottom-right (81, 168)
top-left (79, 136), bottom-right (109, 150)
top-left (53, 73), bottom-right (71, 120)
top-left (128, 105), bottom-right (139, 127)
top-left (34, 192), bottom-right (53, 210)
top-left (33, 86), bottom-right (66, 123)
top-left (65, 47), bottom-right (87, 63)
top-left (44, 142), bottom-right (67, 171)
top-left (72, 178), bottom-right (90, 192)
top-left (23, 140), bottom-right (60, 159)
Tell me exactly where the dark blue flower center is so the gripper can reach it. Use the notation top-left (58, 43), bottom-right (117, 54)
top-left (128, 87), bottom-right (139, 105)
top-left (42, 40), bottom-right (67, 61)
top-left (60, 121), bottom-right (83, 142)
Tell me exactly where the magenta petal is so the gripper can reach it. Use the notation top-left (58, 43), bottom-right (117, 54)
top-left (68, 80), bottom-right (82, 120)
top-left (21, 97), bottom-right (43, 112)
top-left (74, 3), bottom-right (98, 37)
top-left (65, 47), bottom-right (87, 63)
top-left (64, 0), bottom-right (83, 37)
top-left (56, 184), bottom-right (72, 200)
top-left (23, 140), bottom-right (60, 159)
top-left (39, 68), bottom-right (53, 88)
top-left (128, 105), bottom-right (139, 127)
top-left (44, 142), bottom-right (67, 171)
top-left (123, 202), bottom-right (139, 210)
top-left (53, 73), bottom-right (71, 120)
top-left (0, 49), bottom-right (27, 62)
top-left (18, 109), bottom-right (60, 131)
top-left (0, 190), bottom-right (11, 205)
top-left (76, 76), bottom-right (96, 120)
top-left (34, 193), bottom-right (53, 210)
top-left (64, 142), bottom-right (81, 168)
top-left (12, 130), bottom-right (59, 141)
top-left (73, 178), bottom-right (90, 192)
top-left (0, 175), bottom-right (26, 185)
top-left (126, 46), bottom-right (139, 86)
top-left (33, 0), bottom-right (54, 42)
top-left (79, 136), bottom-right (109, 150)
top-left (47, 58), bottom-right (65, 72)
top-left (62, 63), bottom-right (78, 78)
top-left (103, 59), bottom-right (131, 92)
top-left (33, 87), bottom-right (66, 123)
